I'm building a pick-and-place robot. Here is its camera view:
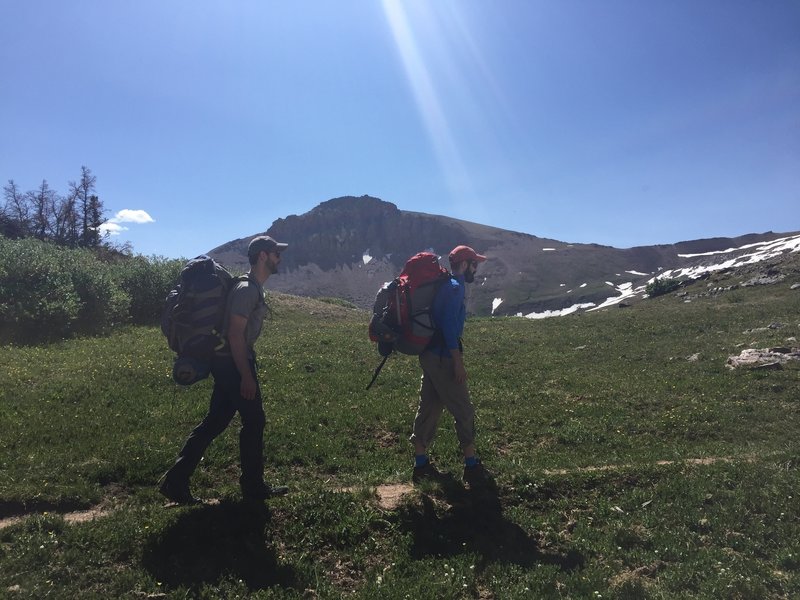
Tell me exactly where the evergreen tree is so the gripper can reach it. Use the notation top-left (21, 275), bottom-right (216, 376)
top-left (86, 194), bottom-right (104, 247)
top-left (53, 192), bottom-right (80, 246)
top-left (30, 180), bottom-right (57, 240)
top-left (2, 180), bottom-right (30, 238)
top-left (70, 166), bottom-right (98, 247)
top-left (4, 169), bottom-right (106, 247)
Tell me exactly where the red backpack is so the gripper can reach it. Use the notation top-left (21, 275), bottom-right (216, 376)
top-left (367, 252), bottom-right (451, 389)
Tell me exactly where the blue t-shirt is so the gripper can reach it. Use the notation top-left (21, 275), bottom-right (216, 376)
top-left (429, 274), bottom-right (466, 357)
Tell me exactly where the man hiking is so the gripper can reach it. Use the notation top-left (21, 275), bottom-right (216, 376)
top-left (159, 235), bottom-right (289, 504)
top-left (410, 244), bottom-right (491, 488)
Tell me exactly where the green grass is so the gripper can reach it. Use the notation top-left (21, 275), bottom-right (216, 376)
top-left (1, 277), bottom-right (798, 598)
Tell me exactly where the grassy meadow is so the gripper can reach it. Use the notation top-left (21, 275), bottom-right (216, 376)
top-left (0, 268), bottom-right (798, 598)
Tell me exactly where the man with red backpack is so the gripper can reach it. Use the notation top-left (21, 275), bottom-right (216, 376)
top-left (411, 245), bottom-right (491, 488)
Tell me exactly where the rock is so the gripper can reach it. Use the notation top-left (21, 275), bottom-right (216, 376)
top-left (741, 275), bottom-right (786, 287)
top-left (753, 362), bottom-right (783, 371)
top-left (726, 347), bottom-right (800, 369)
top-left (687, 353), bottom-right (701, 362)
top-left (743, 327), bottom-right (769, 334)
top-left (791, 283), bottom-right (800, 290)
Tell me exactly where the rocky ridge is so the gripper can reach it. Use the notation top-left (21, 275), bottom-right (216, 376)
top-left (208, 195), bottom-right (800, 317)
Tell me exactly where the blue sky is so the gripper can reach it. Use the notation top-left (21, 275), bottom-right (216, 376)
top-left (2, 1), bottom-right (798, 259)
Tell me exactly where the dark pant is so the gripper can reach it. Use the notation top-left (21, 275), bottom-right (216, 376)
top-left (164, 356), bottom-right (265, 494)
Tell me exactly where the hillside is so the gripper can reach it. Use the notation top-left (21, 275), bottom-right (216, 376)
top-left (209, 195), bottom-right (799, 317)
top-left (1, 247), bottom-right (798, 597)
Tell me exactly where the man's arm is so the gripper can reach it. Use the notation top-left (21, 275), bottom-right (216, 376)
top-left (438, 280), bottom-right (467, 383)
top-left (228, 313), bottom-right (258, 400)
top-left (437, 280), bottom-right (462, 351)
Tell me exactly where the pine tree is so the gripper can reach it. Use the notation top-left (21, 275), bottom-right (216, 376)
top-left (2, 180), bottom-right (31, 238)
top-left (31, 180), bottom-right (56, 240)
top-left (70, 166), bottom-right (98, 247)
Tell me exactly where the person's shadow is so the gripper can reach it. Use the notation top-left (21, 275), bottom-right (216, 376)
top-left (399, 474), bottom-right (584, 572)
top-left (142, 500), bottom-right (300, 592)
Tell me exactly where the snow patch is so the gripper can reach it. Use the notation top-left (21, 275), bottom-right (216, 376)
top-left (542, 248), bottom-right (556, 252)
top-left (588, 282), bottom-right (641, 311)
top-left (656, 234), bottom-right (800, 282)
top-left (513, 233), bottom-right (800, 320)
top-left (678, 240), bottom-right (776, 258)
top-left (523, 302), bottom-right (596, 319)
top-left (362, 250), bottom-right (373, 265)
top-left (491, 298), bottom-right (503, 314)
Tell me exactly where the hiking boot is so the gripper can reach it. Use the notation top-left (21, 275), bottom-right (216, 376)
top-left (412, 461), bottom-right (443, 484)
top-left (159, 477), bottom-right (202, 505)
top-left (462, 462), bottom-right (492, 488)
top-left (242, 484), bottom-right (289, 501)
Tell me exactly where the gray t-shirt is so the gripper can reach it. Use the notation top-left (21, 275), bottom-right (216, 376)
top-left (223, 275), bottom-right (268, 356)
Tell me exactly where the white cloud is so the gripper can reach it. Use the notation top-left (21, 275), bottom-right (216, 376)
top-left (98, 222), bottom-right (128, 235)
top-left (109, 209), bottom-right (155, 224)
top-left (99, 209), bottom-right (155, 236)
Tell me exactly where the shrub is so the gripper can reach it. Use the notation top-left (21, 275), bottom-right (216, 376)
top-left (645, 277), bottom-right (681, 298)
top-left (108, 255), bottom-right (183, 324)
top-left (70, 254), bottom-right (131, 334)
top-left (0, 238), bottom-right (83, 341)
top-left (0, 237), bottom-right (130, 342)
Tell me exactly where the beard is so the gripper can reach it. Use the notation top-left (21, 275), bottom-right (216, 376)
top-left (464, 269), bottom-right (475, 283)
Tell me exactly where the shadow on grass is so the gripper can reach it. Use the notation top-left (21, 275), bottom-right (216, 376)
top-left (399, 475), bottom-right (584, 572)
top-left (142, 500), bottom-right (301, 593)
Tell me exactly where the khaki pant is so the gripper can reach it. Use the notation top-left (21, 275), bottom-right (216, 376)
top-left (410, 351), bottom-right (476, 451)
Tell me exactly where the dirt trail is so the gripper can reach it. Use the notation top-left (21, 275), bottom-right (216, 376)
top-left (0, 455), bottom-right (768, 529)
top-left (0, 506), bottom-right (112, 530)
top-left (542, 454), bottom-right (758, 476)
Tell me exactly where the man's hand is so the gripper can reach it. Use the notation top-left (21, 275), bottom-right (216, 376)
top-left (454, 362), bottom-right (468, 384)
top-left (451, 349), bottom-right (467, 384)
top-left (228, 313), bottom-right (258, 400)
top-left (239, 372), bottom-right (258, 400)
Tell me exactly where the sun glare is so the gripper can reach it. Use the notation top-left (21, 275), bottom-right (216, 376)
top-left (381, 0), bottom-right (471, 195)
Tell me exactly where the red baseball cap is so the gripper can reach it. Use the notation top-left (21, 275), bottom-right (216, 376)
top-left (448, 245), bottom-right (487, 264)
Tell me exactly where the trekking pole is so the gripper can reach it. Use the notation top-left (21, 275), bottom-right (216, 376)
top-left (366, 355), bottom-right (390, 390)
